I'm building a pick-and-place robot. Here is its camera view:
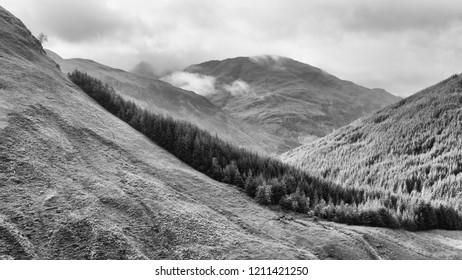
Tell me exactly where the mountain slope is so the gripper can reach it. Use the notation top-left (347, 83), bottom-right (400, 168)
top-left (2, 6), bottom-right (462, 260)
top-left (1, 5), bottom-right (320, 259)
top-left (281, 74), bottom-right (462, 211)
top-left (184, 55), bottom-right (401, 144)
top-left (46, 50), bottom-right (295, 155)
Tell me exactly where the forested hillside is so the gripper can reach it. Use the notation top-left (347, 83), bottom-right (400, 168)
top-left (282, 74), bottom-right (462, 230)
top-left (69, 70), bottom-right (462, 231)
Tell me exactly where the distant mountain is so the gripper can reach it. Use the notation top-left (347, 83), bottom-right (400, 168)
top-left (131, 61), bottom-right (157, 79)
top-left (184, 55), bottom-right (401, 144)
top-left (46, 50), bottom-right (294, 155)
top-left (281, 74), bottom-right (462, 212)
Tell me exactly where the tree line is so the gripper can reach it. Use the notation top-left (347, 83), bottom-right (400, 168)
top-left (69, 69), bottom-right (462, 231)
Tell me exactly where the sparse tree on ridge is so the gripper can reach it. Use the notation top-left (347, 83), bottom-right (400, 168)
top-left (37, 32), bottom-right (48, 45)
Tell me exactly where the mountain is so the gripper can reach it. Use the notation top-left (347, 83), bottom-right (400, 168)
top-left (2, 6), bottom-right (462, 260)
top-left (184, 55), bottom-right (401, 144)
top-left (281, 74), bottom-right (462, 213)
top-left (46, 50), bottom-right (294, 155)
top-left (1, 5), bottom-right (316, 259)
top-left (131, 61), bottom-right (157, 79)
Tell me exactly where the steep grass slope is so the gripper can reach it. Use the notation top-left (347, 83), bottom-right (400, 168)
top-left (1, 6), bottom-right (461, 260)
top-left (185, 56), bottom-right (401, 144)
top-left (46, 51), bottom-right (294, 155)
top-left (282, 74), bottom-right (462, 213)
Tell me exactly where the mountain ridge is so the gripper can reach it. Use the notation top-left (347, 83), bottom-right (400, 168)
top-left (183, 55), bottom-right (401, 144)
top-left (46, 50), bottom-right (295, 155)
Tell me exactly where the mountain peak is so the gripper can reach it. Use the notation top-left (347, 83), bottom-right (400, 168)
top-left (248, 54), bottom-right (286, 63)
top-left (131, 61), bottom-right (157, 79)
top-left (184, 55), bottom-right (400, 143)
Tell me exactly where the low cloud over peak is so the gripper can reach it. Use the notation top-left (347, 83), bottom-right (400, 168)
top-left (161, 71), bottom-right (254, 98)
top-left (250, 55), bottom-right (283, 63)
top-left (161, 71), bottom-right (217, 96)
top-left (249, 55), bottom-right (289, 71)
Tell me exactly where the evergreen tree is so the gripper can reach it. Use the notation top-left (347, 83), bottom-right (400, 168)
top-left (255, 185), bottom-right (272, 205)
top-left (245, 175), bottom-right (259, 197)
top-left (210, 158), bottom-right (223, 181)
top-left (234, 169), bottom-right (245, 189)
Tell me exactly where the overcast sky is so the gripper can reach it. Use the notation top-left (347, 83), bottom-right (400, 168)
top-left (3, 0), bottom-right (462, 96)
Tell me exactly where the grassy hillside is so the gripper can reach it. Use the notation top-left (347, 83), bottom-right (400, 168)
top-left (46, 50), bottom-right (295, 155)
top-left (282, 74), bottom-right (462, 230)
top-left (185, 55), bottom-right (401, 144)
top-left (1, 5), bottom-right (319, 259)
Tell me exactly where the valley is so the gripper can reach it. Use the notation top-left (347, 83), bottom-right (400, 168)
top-left (1, 4), bottom-right (462, 261)
top-left (46, 50), bottom-right (293, 155)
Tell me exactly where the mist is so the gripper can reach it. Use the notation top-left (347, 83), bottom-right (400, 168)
top-left (223, 80), bottom-right (253, 96)
top-left (161, 71), bottom-right (217, 96)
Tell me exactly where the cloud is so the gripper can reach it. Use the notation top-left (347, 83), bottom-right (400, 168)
top-left (161, 71), bottom-right (253, 97)
top-left (5, 0), bottom-right (141, 42)
top-left (250, 55), bottom-right (288, 71)
top-left (343, 1), bottom-right (462, 34)
top-left (3, 0), bottom-right (462, 96)
top-left (223, 80), bottom-right (253, 96)
top-left (160, 71), bottom-right (216, 96)
top-left (249, 55), bottom-right (281, 64)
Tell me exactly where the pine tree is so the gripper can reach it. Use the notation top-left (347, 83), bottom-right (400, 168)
top-left (234, 169), bottom-right (245, 189)
top-left (210, 158), bottom-right (223, 181)
top-left (245, 175), bottom-right (259, 197)
top-left (255, 185), bottom-right (272, 205)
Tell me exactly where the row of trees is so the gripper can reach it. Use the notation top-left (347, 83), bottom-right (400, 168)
top-left (69, 70), bottom-right (462, 231)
